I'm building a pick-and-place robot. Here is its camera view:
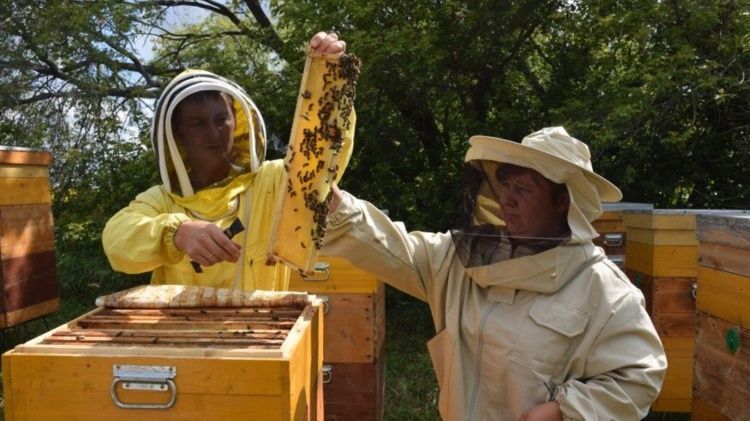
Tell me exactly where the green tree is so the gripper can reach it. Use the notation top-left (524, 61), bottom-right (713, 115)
top-left (537, 0), bottom-right (750, 208)
top-left (1, 0), bottom-right (747, 316)
top-left (1, 2), bottom-right (746, 419)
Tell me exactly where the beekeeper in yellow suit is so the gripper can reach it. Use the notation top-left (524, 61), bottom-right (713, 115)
top-left (103, 32), bottom-right (351, 291)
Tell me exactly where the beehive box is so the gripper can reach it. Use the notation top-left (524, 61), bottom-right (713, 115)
top-left (289, 256), bottom-right (385, 421)
top-left (592, 202), bottom-right (653, 268)
top-left (2, 294), bottom-right (325, 420)
top-left (692, 213), bottom-right (750, 420)
top-left (623, 209), bottom-right (749, 412)
top-left (623, 209), bottom-right (700, 412)
top-left (0, 146), bottom-right (59, 327)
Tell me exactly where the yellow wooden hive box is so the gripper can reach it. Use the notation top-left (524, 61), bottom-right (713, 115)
top-left (623, 209), bottom-right (705, 278)
top-left (288, 257), bottom-right (385, 420)
top-left (623, 209), bottom-right (702, 412)
top-left (288, 256), bottom-right (385, 364)
top-left (592, 202), bottom-right (652, 268)
top-left (692, 212), bottom-right (750, 420)
top-left (0, 146), bottom-right (60, 328)
top-left (2, 293), bottom-right (325, 421)
top-left (289, 256), bottom-right (380, 295)
top-left (622, 209), bottom-right (749, 413)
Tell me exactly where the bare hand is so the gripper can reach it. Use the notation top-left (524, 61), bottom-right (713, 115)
top-left (309, 31), bottom-right (346, 54)
top-left (174, 220), bottom-right (241, 266)
top-left (517, 401), bottom-right (562, 421)
top-left (328, 183), bottom-right (343, 213)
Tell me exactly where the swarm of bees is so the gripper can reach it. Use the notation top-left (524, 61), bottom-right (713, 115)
top-left (269, 52), bottom-right (361, 275)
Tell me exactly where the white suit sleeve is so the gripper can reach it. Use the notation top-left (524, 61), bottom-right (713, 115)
top-left (323, 190), bottom-right (450, 303)
top-left (554, 292), bottom-right (667, 420)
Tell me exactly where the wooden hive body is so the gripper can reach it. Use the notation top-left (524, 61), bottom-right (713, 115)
top-left (692, 213), bottom-right (750, 420)
top-left (2, 297), bottom-right (324, 420)
top-left (289, 256), bottom-right (385, 421)
top-left (624, 209), bottom-right (749, 413)
top-left (0, 146), bottom-right (59, 327)
top-left (592, 202), bottom-right (653, 268)
top-left (624, 209), bottom-right (699, 412)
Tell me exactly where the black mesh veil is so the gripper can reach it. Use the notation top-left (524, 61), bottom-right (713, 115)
top-left (450, 160), bottom-right (570, 268)
top-left (451, 160), bottom-right (507, 268)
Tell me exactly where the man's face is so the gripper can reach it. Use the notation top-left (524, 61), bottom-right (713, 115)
top-left (497, 168), bottom-right (569, 242)
top-left (173, 93), bottom-right (236, 189)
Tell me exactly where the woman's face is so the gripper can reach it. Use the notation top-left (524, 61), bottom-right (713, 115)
top-left (497, 168), bottom-right (569, 242)
top-left (173, 93), bottom-right (236, 189)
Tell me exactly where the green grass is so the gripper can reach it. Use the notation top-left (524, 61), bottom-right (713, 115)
top-left (383, 288), bottom-right (439, 420)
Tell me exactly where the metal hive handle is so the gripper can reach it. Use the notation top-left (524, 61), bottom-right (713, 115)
top-left (111, 378), bottom-right (177, 410)
top-left (302, 262), bottom-right (331, 282)
top-left (111, 364), bottom-right (177, 410)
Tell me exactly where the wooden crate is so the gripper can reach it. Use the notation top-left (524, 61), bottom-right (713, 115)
top-left (592, 202), bottom-right (653, 267)
top-left (2, 297), bottom-right (324, 420)
top-left (692, 213), bottom-right (750, 420)
top-left (290, 257), bottom-right (385, 420)
top-left (0, 146), bottom-right (59, 327)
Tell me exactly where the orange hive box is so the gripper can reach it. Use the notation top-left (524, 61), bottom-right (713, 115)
top-left (289, 257), bottom-right (385, 420)
top-left (2, 288), bottom-right (325, 421)
top-left (692, 212), bottom-right (750, 420)
top-left (0, 146), bottom-right (59, 328)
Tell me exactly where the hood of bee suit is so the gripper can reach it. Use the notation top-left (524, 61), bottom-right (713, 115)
top-left (152, 69), bottom-right (266, 201)
top-left (463, 127), bottom-right (622, 245)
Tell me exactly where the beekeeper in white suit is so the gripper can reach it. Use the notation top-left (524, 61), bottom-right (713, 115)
top-left (323, 127), bottom-right (667, 420)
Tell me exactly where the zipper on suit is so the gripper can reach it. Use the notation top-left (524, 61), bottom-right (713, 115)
top-left (467, 301), bottom-right (499, 420)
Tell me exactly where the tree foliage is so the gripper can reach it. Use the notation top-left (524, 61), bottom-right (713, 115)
top-left (1, 0), bottom-right (748, 244)
top-left (0, 2), bottom-right (746, 418)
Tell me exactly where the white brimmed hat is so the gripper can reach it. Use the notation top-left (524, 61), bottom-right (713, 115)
top-left (465, 127), bottom-right (622, 242)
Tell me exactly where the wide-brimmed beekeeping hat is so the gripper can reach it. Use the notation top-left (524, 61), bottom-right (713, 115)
top-left (464, 126), bottom-right (622, 243)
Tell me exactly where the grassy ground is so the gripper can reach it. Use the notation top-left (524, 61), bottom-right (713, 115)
top-left (0, 283), bottom-right (689, 421)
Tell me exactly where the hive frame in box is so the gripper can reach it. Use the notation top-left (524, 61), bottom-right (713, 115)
top-left (268, 51), bottom-right (359, 276)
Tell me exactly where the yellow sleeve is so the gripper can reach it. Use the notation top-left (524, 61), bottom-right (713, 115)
top-left (102, 185), bottom-right (191, 274)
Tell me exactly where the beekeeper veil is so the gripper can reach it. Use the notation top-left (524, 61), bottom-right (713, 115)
top-left (451, 127), bottom-right (623, 268)
top-left (151, 69), bottom-right (267, 197)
